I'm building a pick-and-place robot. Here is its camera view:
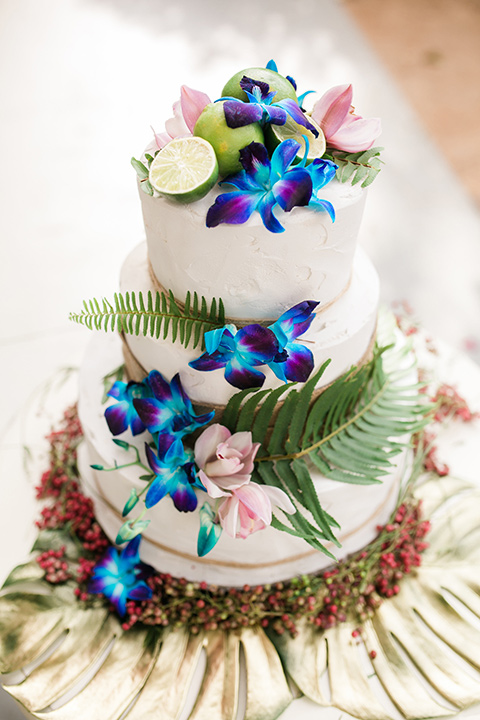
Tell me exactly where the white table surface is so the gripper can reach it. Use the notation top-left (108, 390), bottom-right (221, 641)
top-left (1, 0), bottom-right (480, 717)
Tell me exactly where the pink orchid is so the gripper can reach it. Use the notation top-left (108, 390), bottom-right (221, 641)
top-left (311, 84), bottom-right (381, 153)
top-left (194, 424), bottom-right (295, 539)
top-left (154, 85), bottom-right (211, 150)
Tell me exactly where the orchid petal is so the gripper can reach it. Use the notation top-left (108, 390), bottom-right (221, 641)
top-left (236, 324), bottom-right (279, 365)
top-left (270, 138), bottom-right (301, 178)
top-left (307, 158), bottom-right (337, 190)
top-left (122, 535), bottom-right (141, 563)
top-left (297, 90), bottom-right (315, 107)
top-left (235, 483), bottom-right (272, 525)
top-left (165, 100), bottom-right (190, 139)
top-left (262, 485), bottom-right (296, 514)
top-left (311, 84), bottom-right (352, 137)
top-left (133, 398), bottom-right (173, 434)
top-left (218, 495), bottom-right (239, 538)
top-left (170, 480), bottom-right (198, 512)
top-left (206, 190), bottom-right (260, 227)
top-left (223, 100), bottom-right (263, 128)
top-left (275, 99), bottom-right (319, 136)
top-left (266, 59), bottom-right (278, 72)
top-left (220, 169), bottom-right (261, 193)
top-left (107, 382), bottom-right (126, 400)
top-left (180, 85), bottom-right (211, 133)
top-left (145, 475), bottom-right (171, 509)
top-left (198, 502), bottom-right (223, 556)
top-left (204, 325), bottom-right (235, 355)
top-left (240, 76), bottom-right (271, 101)
top-left (239, 143), bottom-right (271, 188)
top-left (128, 581), bottom-right (153, 601)
top-left (237, 502), bottom-right (267, 538)
top-left (189, 348), bottom-right (229, 372)
top-left (110, 584), bottom-right (127, 616)
top-left (153, 129), bottom-right (172, 149)
top-left (275, 341), bottom-right (315, 382)
top-left (328, 116), bottom-right (382, 152)
top-left (147, 370), bottom-right (172, 403)
top-left (225, 355), bottom-right (266, 390)
top-left (105, 402), bottom-right (129, 436)
top-left (257, 191), bottom-right (284, 233)
top-left (194, 424), bottom-right (232, 469)
top-left (199, 470), bottom-right (231, 498)
top-left (271, 300), bottom-right (319, 342)
top-left (273, 169), bottom-right (312, 212)
top-left (263, 105), bottom-right (287, 126)
top-left (308, 197), bottom-right (336, 222)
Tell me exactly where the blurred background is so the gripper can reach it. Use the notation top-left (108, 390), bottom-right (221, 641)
top-left (0, 0), bottom-right (479, 714)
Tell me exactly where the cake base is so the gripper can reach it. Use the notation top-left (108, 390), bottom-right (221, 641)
top-left (1, 338), bottom-right (480, 720)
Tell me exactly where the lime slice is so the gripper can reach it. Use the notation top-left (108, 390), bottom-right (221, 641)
top-left (265, 115), bottom-right (326, 165)
top-left (148, 137), bottom-right (219, 203)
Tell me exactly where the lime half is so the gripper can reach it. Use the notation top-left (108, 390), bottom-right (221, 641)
top-left (149, 137), bottom-right (219, 203)
top-left (265, 115), bottom-right (326, 165)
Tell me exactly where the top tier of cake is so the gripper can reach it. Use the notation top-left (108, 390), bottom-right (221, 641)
top-left (140, 178), bottom-right (366, 321)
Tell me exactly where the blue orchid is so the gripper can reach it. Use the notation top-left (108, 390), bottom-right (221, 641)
top-left (133, 370), bottom-right (214, 439)
top-left (268, 301), bottom-right (319, 383)
top-left (207, 140), bottom-right (316, 233)
top-left (265, 59), bottom-right (313, 107)
top-left (88, 536), bottom-right (153, 617)
top-left (221, 76), bottom-right (318, 135)
top-left (144, 434), bottom-right (202, 512)
top-left (197, 502), bottom-right (222, 557)
top-left (105, 379), bottom-right (152, 436)
top-left (189, 322), bottom-right (281, 390)
top-left (305, 157), bottom-right (337, 216)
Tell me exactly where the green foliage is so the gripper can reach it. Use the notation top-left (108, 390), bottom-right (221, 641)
top-left (131, 152), bottom-right (159, 196)
top-left (221, 341), bottom-right (428, 554)
top-left (325, 147), bottom-right (384, 188)
top-left (69, 290), bottom-right (226, 351)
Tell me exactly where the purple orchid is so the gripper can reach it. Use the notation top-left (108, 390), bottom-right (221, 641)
top-left (133, 370), bottom-right (214, 439)
top-left (105, 380), bottom-right (152, 436)
top-left (88, 536), bottom-right (153, 617)
top-left (144, 434), bottom-right (201, 512)
top-left (268, 301), bottom-right (319, 383)
top-left (221, 76), bottom-right (318, 136)
top-left (188, 322), bottom-right (281, 390)
top-left (206, 140), bottom-right (314, 233)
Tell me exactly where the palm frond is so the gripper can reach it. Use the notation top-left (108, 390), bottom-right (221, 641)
top-left (69, 290), bottom-right (226, 351)
top-left (221, 324), bottom-right (429, 554)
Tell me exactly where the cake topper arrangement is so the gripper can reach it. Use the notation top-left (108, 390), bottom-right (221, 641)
top-left (132, 59), bottom-right (383, 233)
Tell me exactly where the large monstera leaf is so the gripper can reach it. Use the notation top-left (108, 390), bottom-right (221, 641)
top-left (2, 476), bottom-right (480, 720)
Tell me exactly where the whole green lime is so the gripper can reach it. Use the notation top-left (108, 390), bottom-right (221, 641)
top-left (221, 67), bottom-right (298, 104)
top-left (194, 101), bottom-right (264, 177)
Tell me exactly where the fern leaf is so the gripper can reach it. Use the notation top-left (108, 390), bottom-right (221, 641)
top-left (251, 384), bottom-right (292, 450)
top-left (286, 360), bottom-right (330, 452)
top-left (235, 389), bottom-right (272, 432)
top-left (267, 390), bottom-right (299, 456)
top-left (222, 387), bottom-right (258, 431)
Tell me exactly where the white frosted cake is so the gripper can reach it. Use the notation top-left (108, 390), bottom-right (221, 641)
top-left (75, 63), bottom-right (419, 588)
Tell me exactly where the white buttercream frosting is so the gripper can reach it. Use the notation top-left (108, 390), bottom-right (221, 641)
top-left (120, 242), bottom-right (379, 406)
top-left (140, 179), bottom-right (366, 320)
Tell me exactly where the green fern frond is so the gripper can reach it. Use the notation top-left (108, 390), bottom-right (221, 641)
top-left (69, 289), bottom-right (226, 351)
top-left (327, 146), bottom-right (384, 188)
top-left (221, 326), bottom-right (428, 554)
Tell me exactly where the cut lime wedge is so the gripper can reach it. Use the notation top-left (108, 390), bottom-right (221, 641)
top-left (148, 137), bottom-right (219, 203)
top-left (265, 115), bottom-right (326, 165)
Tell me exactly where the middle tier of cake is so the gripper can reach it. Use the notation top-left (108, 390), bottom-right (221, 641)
top-left (120, 242), bottom-right (379, 407)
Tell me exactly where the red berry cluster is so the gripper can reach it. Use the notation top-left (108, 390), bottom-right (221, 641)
top-left (36, 406), bottom-right (432, 638)
top-left (36, 547), bottom-right (71, 584)
top-left (431, 383), bottom-right (477, 423)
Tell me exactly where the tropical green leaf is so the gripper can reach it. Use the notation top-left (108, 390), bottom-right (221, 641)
top-left (69, 289), bottom-right (226, 351)
top-left (219, 322), bottom-right (428, 556)
top-left (330, 146), bottom-right (384, 188)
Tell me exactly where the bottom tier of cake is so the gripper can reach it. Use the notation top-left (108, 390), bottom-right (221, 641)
top-left (78, 329), bottom-right (411, 586)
